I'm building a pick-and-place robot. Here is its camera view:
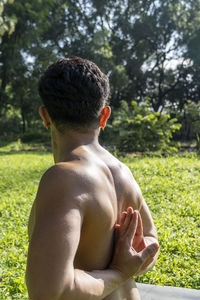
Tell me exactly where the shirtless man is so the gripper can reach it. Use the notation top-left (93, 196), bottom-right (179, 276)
top-left (26, 57), bottom-right (159, 300)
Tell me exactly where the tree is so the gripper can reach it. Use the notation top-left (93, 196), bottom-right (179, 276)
top-left (0, 0), bottom-right (67, 119)
top-left (1, 0), bottom-right (200, 141)
top-left (0, 0), bottom-right (16, 41)
top-left (106, 0), bottom-right (200, 111)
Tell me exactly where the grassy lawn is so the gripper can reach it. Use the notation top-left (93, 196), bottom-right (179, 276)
top-left (124, 155), bottom-right (200, 288)
top-left (0, 144), bottom-right (199, 299)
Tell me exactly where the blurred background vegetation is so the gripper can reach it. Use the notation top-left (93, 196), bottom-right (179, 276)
top-left (0, 0), bottom-right (200, 152)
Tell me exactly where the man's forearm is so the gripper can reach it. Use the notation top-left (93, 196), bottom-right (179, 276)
top-left (60, 236), bottom-right (159, 299)
top-left (60, 268), bottom-right (127, 300)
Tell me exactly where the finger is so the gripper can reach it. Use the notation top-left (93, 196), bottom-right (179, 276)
top-left (139, 243), bottom-right (159, 265)
top-left (115, 224), bottom-right (120, 229)
top-left (122, 207), bottom-right (134, 233)
top-left (135, 254), bottom-right (155, 276)
top-left (114, 211), bottom-right (127, 234)
top-left (126, 211), bottom-right (138, 244)
top-left (140, 252), bottom-right (154, 269)
top-left (114, 209), bottom-right (127, 231)
top-left (127, 207), bottom-right (134, 213)
top-left (114, 223), bottom-right (120, 244)
top-left (120, 211), bottom-right (127, 225)
top-left (135, 212), bottom-right (143, 237)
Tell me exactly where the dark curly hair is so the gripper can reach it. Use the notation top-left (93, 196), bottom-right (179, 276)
top-left (38, 56), bottom-right (110, 132)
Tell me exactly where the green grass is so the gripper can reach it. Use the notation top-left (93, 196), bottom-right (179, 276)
top-left (122, 155), bottom-right (200, 288)
top-left (0, 144), bottom-right (199, 298)
top-left (0, 149), bottom-right (53, 299)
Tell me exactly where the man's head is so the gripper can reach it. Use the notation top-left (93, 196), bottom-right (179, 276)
top-left (38, 56), bottom-right (110, 133)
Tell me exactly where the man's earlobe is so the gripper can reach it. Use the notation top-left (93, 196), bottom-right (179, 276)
top-left (39, 106), bottom-right (44, 119)
top-left (99, 106), bottom-right (111, 130)
top-left (39, 106), bottom-right (51, 129)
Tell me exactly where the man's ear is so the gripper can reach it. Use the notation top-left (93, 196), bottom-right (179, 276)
top-left (99, 106), bottom-right (111, 130)
top-left (39, 106), bottom-right (51, 129)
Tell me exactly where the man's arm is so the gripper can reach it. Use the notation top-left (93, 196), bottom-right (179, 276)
top-left (134, 198), bottom-right (159, 275)
top-left (26, 164), bottom-right (158, 300)
top-left (121, 164), bottom-right (160, 275)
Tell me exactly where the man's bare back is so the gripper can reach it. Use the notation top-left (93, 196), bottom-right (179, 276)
top-left (27, 144), bottom-right (158, 300)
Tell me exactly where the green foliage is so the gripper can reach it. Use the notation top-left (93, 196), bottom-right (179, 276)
top-left (0, 150), bottom-right (199, 299)
top-left (0, 0), bottom-right (67, 125)
top-left (184, 101), bottom-right (200, 131)
top-left (0, 0), bottom-right (200, 140)
top-left (0, 1), bottom-right (200, 129)
top-left (173, 100), bottom-right (200, 148)
top-left (0, 112), bottom-right (21, 141)
top-left (197, 134), bottom-right (200, 152)
top-left (111, 100), bottom-right (181, 152)
top-left (0, 0), bottom-right (16, 41)
top-left (184, 101), bottom-right (200, 141)
top-left (20, 130), bottom-right (50, 143)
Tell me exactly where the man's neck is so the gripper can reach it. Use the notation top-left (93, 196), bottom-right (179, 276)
top-left (50, 125), bottom-right (100, 163)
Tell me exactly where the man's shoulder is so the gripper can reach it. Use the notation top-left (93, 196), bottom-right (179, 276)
top-left (29, 162), bottom-right (88, 237)
top-left (109, 157), bottom-right (143, 211)
top-left (104, 151), bottom-right (135, 181)
top-left (35, 162), bottom-right (89, 210)
top-left (40, 162), bottom-right (86, 186)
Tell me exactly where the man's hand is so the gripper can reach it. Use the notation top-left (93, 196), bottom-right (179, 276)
top-left (110, 207), bottom-right (159, 279)
top-left (116, 208), bottom-right (146, 252)
top-left (132, 211), bottom-right (146, 252)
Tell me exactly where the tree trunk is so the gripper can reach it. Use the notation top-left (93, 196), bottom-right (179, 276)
top-left (20, 103), bottom-right (26, 133)
top-left (0, 62), bottom-right (8, 116)
top-left (0, 34), bottom-right (10, 116)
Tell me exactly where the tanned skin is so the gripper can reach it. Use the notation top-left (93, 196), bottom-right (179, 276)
top-left (26, 106), bottom-right (159, 300)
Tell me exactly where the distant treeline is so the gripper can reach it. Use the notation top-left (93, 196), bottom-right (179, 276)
top-left (0, 0), bottom-right (200, 144)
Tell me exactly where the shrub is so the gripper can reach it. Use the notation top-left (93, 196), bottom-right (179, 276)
top-left (20, 130), bottom-right (50, 143)
top-left (110, 100), bottom-right (181, 152)
top-left (0, 115), bottom-right (21, 141)
top-left (183, 101), bottom-right (200, 150)
top-left (197, 134), bottom-right (200, 152)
